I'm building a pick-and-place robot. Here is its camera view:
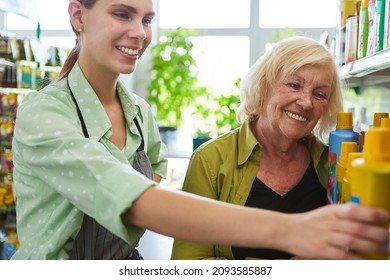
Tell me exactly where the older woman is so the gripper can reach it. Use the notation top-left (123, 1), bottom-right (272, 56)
top-left (172, 36), bottom-right (344, 260)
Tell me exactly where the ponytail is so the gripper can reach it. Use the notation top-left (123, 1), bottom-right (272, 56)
top-left (56, 42), bottom-right (80, 81)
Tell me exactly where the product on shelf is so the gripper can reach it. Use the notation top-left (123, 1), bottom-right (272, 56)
top-left (350, 127), bottom-right (390, 260)
top-left (336, 141), bottom-right (358, 204)
top-left (375, 0), bottom-right (386, 52)
top-left (358, 0), bottom-right (369, 58)
top-left (328, 112), bottom-right (360, 204)
top-left (340, 0), bottom-right (390, 64)
top-left (345, 14), bottom-right (359, 63)
top-left (336, 0), bottom-right (358, 66)
top-left (0, 89), bottom-right (19, 259)
top-left (384, 0), bottom-right (390, 47)
top-left (342, 151), bottom-right (363, 203)
top-left (373, 112), bottom-right (389, 127)
top-left (0, 207), bottom-right (19, 260)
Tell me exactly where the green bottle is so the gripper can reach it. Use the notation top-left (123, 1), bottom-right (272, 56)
top-left (358, 0), bottom-right (369, 58)
top-left (376, 0), bottom-right (386, 52)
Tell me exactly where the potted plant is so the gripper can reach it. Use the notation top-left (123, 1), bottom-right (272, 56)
top-left (147, 28), bottom-right (208, 127)
top-left (192, 77), bottom-right (241, 150)
top-left (147, 28), bottom-right (209, 154)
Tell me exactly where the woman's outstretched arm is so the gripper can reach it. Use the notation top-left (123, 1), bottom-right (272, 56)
top-left (125, 186), bottom-right (389, 260)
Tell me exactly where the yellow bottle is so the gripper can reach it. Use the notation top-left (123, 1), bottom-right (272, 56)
top-left (373, 112), bottom-right (389, 127)
top-left (342, 152), bottom-right (363, 203)
top-left (350, 127), bottom-right (390, 259)
top-left (337, 142), bottom-right (358, 204)
top-left (380, 117), bottom-right (390, 128)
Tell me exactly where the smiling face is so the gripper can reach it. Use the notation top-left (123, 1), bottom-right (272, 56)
top-left (258, 65), bottom-right (332, 141)
top-left (77, 0), bottom-right (154, 76)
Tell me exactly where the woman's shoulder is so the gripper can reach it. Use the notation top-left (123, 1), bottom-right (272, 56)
top-left (17, 80), bottom-right (73, 114)
top-left (24, 79), bottom-right (69, 100)
top-left (192, 129), bottom-right (240, 160)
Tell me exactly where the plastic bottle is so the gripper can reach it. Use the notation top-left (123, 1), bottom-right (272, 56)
top-left (355, 107), bottom-right (367, 151)
top-left (375, 0), bottom-right (386, 52)
top-left (373, 112), bottom-right (389, 127)
top-left (367, 0), bottom-right (377, 56)
top-left (358, 0), bottom-right (370, 58)
top-left (384, 0), bottom-right (390, 48)
top-left (337, 0), bottom-right (359, 65)
top-left (345, 15), bottom-right (359, 63)
top-left (359, 107), bottom-right (369, 130)
top-left (381, 117), bottom-right (390, 127)
top-left (350, 127), bottom-right (390, 259)
top-left (336, 142), bottom-right (358, 204)
top-left (328, 112), bottom-right (360, 204)
top-left (342, 152), bottom-right (363, 203)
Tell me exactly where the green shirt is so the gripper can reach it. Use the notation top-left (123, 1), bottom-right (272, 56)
top-left (11, 63), bottom-right (168, 259)
top-left (171, 120), bottom-right (328, 260)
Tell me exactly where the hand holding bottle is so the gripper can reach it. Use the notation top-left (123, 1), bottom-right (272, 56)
top-left (282, 203), bottom-right (389, 259)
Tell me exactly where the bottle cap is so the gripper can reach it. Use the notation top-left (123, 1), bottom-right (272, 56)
top-left (363, 127), bottom-right (390, 162)
top-left (373, 112), bottom-right (389, 127)
top-left (336, 112), bottom-right (353, 129)
top-left (380, 117), bottom-right (390, 128)
top-left (361, 0), bottom-right (369, 8)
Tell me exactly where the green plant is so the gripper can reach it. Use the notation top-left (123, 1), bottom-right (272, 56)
top-left (193, 77), bottom-right (241, 138)
top-left (272, 28), bottom-right (297, 42)
top-left (147, 28), bottom-right (207, 128)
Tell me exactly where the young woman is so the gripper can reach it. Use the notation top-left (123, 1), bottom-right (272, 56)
top-left (11, 0), bottom-right (389, 259)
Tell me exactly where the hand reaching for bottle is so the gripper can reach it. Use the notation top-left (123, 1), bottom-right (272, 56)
top-left (281, 203), bottom-right (389, 259)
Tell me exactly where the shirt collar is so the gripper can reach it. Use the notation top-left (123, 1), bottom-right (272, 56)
top-left (67, 63), bottom-right (139, 141)
top-left (237, 120), bottom-right (260, 165)
top-left (236, 120), bottom-right (327, 166)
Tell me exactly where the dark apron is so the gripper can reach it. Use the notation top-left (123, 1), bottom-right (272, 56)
top-left (67, 79), bottom-right (153, 259)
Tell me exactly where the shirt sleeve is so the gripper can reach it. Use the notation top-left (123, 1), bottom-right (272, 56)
top-left (13, 91), bottom-right (155, 244)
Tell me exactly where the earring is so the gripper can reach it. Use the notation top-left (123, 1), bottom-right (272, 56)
top-left (78, 28), bottom-right (83, 32)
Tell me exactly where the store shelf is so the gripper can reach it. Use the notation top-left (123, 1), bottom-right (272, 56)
top-left (0, 87), bottom-right (33, 94)
top-left (0, 0), bottom-right (40, 259)
top-left (0, 58), bottom-right (14, 67)
top-left (340, 48), bottom-right (390, 88)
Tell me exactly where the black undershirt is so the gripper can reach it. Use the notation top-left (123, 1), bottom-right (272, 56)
top-left (232, 161), bottom-right (326, 260)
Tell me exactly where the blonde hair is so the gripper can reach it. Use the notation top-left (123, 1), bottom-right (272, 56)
top-left (237, 36), bottom-right (343, 141)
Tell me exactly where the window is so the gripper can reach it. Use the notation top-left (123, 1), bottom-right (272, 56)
top-left (157, 0), bottom-right (338, 95)
top-left (156, 0), bottom-right (338, 155)
top-left (6, 0), bottom-right (69, 30)
top-left (159, 0), bottom-right (250, 28)
top-left (192, 36), bottom-right (249, 95)
top-left (259, 0), bottom-right (337, 28)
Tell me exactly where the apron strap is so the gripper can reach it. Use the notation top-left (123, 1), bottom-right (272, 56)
top-left (67, 78), bottom-right (89, 138)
